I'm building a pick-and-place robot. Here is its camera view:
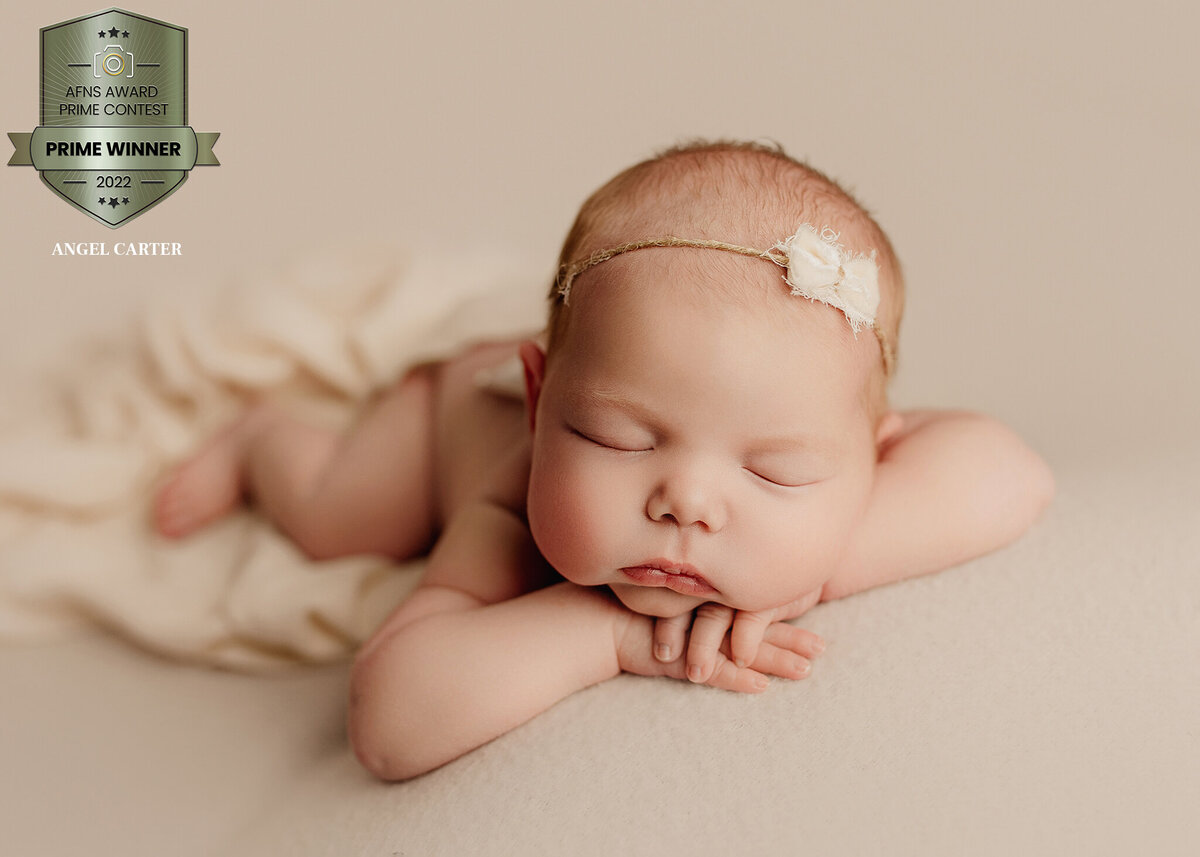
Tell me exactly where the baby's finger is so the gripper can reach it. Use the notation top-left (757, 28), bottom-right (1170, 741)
top-left (704, 657), bottom-right (771, 694)
top-left (653, 613), bottom-right (691, 663)
top-left (750, 641), bottom-right (812, 680)
top-left (762, 622), bottom-right (827, 659)
top-left (729, 610), bottom-right (772, 669)
top-left (686, 603), bottom-right (735, 683)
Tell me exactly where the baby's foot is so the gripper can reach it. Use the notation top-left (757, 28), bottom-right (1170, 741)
top-left (153, 404), bottom-right (276, 539)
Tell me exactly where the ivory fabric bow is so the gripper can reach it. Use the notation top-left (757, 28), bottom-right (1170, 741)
top-left (773, 224), bottom-right (880, 334)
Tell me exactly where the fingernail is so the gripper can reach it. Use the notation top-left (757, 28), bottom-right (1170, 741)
top-left (754, 675), bottom-right (769, 690)
top-left (734, 658), bottom-right (746, 669)
top-left (655, 643), bottom-right (672, 662)
top-left (688, 664), bottom-right (704, 683)
top-left (796, 660), bottom-right (811, 677)
top-left (813, 638), bottom-right (826, 654)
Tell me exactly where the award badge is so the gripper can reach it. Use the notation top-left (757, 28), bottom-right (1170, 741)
top-left (8, 8), bottom-right (219, 227)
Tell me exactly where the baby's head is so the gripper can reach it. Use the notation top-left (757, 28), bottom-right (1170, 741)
top-left (550, 140), bottom-right (904, 425)
top-left (521, 140), bottom-right (906, 618)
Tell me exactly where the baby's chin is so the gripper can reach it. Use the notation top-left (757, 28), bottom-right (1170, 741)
top-left (607, 583), bottom-right (706, 618)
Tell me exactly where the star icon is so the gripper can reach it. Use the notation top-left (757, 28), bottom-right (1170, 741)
top-left (122, 30), bottom-right (130, 38)
top-left (98, 196), bottom-right (106, 205)
top-left (108, 198), bottom-right (120, 208)
top-left (121, 197), bottom-right (130, 205)
top-left (108, 26), bottom-right (120, 38)
top-left (98, 30), bottom-right (107, 38)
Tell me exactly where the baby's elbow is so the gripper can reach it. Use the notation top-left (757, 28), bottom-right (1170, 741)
top-left (348, 703), bottom-right (436, 782)
top-left (347, 682), bottom-right (398, 781)
top-left (1006, 425), bottom-right (1055, 526)
top-left (349, 727), bottom-right (399, 782)
top-left (350, 728), bottom-right (422, 783)
top-left (347, 706), bottom-right (403, 782)
top-left (347, 656), bottom-right (431, 782)
top-left (983, 421), bottom-right (1056, 537)
top-left (1029, 452), bottom-right (1056, 521)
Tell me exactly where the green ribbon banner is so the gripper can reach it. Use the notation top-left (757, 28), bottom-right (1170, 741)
top-left (8, 128), bottom-right (219, 170)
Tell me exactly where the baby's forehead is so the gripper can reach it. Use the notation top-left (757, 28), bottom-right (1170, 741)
top-left (590, 246), bottom-right (856, 332)
top-left (553, 269), bottom-right (875, 442)
top-left (569, 248), bottom-right (864, 372)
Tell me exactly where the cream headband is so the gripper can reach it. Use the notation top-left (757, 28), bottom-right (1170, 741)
top-left (555, 224), bottom-right (895, 376)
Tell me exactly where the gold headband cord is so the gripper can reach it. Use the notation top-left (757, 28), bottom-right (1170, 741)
top-left (554, 235), bottom-right (896, 377)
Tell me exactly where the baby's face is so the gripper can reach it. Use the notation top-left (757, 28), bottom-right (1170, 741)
top-left (524, 250), bottom-right (882, 618)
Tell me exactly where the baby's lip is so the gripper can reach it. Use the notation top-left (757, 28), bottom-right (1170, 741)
top-left (620, 558), bottom-right (718, 595)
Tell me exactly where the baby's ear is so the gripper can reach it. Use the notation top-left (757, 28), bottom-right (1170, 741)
top-left (518, 340), bottom-right (547, 434)
top-left (874, 410), bottom-right (905, 451)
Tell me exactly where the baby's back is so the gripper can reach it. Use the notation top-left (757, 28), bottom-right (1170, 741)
top-left (427, 340), bottom-right (531, 529)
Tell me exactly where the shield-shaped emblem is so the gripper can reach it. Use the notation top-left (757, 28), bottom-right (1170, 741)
top-left (8, 8), bottom-right (218, 227)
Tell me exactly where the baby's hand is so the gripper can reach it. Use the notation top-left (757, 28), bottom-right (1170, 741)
top-left (615, 591), bottom-right (824, 694)
top-left (654, 590), bottom-right (825, 690)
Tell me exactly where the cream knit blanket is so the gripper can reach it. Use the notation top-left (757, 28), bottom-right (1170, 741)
top-left (0, 247), bottom-right (545, 670)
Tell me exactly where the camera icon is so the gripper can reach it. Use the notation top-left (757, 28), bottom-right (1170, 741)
top-left (93, 44), bottom-right (134, 79)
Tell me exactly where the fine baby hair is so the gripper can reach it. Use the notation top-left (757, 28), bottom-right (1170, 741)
top-left (544, 140), bottom-right (905, 414)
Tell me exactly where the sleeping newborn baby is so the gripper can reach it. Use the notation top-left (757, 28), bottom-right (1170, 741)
top-left (153, 140), bottom-right (1054, 780)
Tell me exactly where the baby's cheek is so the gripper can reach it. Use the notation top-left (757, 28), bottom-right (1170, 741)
top-left (743, 493), bottom-right (859, 607)
top-left (803, 484), bottom-right (870, 579)
top-left (527, 454), bottom-right (614, 585)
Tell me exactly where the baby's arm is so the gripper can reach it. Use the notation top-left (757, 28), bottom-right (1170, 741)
top-left (347, 498), bottom-right (627, 781)
top-left (821, 409), bottom-right (1055, 601)
top-left (348, 432), bottom-right (810, 780)
top-left (349, 502), bottom-right (810, 780)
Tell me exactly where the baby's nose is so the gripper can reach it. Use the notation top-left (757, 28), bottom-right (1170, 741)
top-left (646, 472), bottom-right (726, 532)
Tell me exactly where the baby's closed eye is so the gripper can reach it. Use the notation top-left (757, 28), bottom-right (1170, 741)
top-left (742, 467), bottom-right (817, 489)
top-left (566, 424), bottom-right (653, 453)
top-left (741, 455), bottom-right (825, 489)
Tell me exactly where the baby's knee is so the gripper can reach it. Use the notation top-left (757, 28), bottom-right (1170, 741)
top-left (394, 361), bottom-right (438, 402)
top-left (291, 532), bottom-right (335, 562)
top-left (288, 515), bottom-right (355, 561)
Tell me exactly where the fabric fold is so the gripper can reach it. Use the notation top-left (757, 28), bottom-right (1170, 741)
top-left (0, 245), bottom-right (545, 670)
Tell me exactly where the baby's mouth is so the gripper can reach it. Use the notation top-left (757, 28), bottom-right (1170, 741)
top-left (619, 559), bottom-right (718, 596)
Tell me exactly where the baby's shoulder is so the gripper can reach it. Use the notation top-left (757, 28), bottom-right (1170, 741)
top-left (479, 437), bottom-right (532, 519)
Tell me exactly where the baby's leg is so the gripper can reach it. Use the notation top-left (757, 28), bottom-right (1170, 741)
top-left (153, 367), bottom-right (437, 561)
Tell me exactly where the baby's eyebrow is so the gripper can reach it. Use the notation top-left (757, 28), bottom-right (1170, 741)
top-left (747, 434), bottom-right (838, 462)
top-left (574, 388), bottom-right (656, 422)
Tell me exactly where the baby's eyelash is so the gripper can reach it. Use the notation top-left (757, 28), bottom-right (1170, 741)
top-left (743, 467), bottom-right (811, 489)
top-left (568, 426), bottom-right (651, 453)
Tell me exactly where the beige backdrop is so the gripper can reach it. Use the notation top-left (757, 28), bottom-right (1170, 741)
top-left (5, 0), bottom-right (1197, 471)
top-left (2, 1), bottom-right (1197, 855)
